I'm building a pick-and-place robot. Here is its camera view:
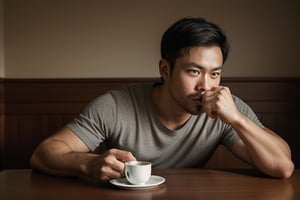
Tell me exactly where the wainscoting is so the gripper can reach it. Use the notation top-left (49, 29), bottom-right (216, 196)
top-left (0, 79), bottom-right (4, 170)
top-left (1, 78), bottom-right (300, 170)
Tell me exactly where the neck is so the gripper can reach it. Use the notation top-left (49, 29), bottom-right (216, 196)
top-left (152, 85), bottom-right (191, 131)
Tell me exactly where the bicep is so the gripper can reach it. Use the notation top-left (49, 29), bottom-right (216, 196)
top-left (47, 127), bottom-right (90, 153)
top-left (31, 127), bottom-right (91, 175)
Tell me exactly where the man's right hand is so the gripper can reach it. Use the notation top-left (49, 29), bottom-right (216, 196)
top-left (31, 128), bottom-right (137, 182)
top-left (87, 149), bottom-right (136, 182)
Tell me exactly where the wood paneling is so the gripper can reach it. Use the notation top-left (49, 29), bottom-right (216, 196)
top-left (0, 79), bottom-right (4, 169)
top-left (2, 78), bottom-right (300, 169)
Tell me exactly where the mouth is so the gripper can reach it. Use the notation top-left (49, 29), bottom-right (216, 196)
top-left (192, 94), bottom-right (203, 105)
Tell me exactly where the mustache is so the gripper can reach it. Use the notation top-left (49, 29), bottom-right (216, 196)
top-left (189, 93), bottom-right (203, 100)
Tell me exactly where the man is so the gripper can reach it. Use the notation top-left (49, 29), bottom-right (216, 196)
top-left (31, 17), bottom-right (294, 181)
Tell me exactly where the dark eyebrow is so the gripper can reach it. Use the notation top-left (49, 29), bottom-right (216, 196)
top-left (183, 62), bottom-right (223, 71)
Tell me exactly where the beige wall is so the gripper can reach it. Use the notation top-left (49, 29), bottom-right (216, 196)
top-left (3, 0), bottom-right (300, 78)
top-left (0, 0), bottom-right (4, 77)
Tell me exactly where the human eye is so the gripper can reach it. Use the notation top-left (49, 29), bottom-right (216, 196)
top-left (211, 71), bottom-right (221, 78)
top-left (187, 69), bottom-right (200, 76)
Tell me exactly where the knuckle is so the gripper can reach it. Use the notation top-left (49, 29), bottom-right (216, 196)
top-left (99, 165), bottom-right (107, 173)
top-left (125, 151), bottom-right (133, 158)
top-left (103, 156), bottom-right (113, 165)
top-left (98, 166), bottom-right (109, 181)
top-left (107, 148), bottom-right (116, 155)
top-left (99, 174), bottom-right (109, 182)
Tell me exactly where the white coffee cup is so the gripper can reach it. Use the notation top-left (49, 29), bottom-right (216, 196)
top-left (125, 161), bottom-right (151, 185)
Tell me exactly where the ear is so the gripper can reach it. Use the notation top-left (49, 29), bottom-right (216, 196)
top-left (159, 59), bottom-right (170, 81)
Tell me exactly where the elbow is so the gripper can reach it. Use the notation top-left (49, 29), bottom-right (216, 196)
top-left (30, 150), bottom-right (39, 171)
top-left (30, 146), bottom-right (45, 172)
top-left (280, 160), bottom-right (294, 179)
top-left (260, 159), bottom-right (295, 179)
top-left (274, 160), bottom-right (294, 179)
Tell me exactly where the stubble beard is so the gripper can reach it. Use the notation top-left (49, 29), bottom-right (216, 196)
top-left (169, 87), bottom-right (203, 115)
top-left (196, 105), bottom-right (202, 114)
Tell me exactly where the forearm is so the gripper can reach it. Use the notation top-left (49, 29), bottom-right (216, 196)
top-left (231, 113), bottom-right (294, 178)
top-left (30, 139), bottom-right (96, 178)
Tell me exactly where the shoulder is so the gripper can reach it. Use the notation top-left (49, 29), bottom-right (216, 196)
top-left (88, 84), bottom-right (150, 104)
top-left (231, 95), bottom-right (263, 126)
top-left (232, 95), bottom-right (251, 111)
top-left (92, 83), bottom-right (153, 110)
top-left (80, 83), bottom-right (153, 118)
top-left (108, 83), bottom-right (152, 101)
top-left (110, 83), bottom-right (152, 97)
top-left (232, 95), bottom-right (252, 112)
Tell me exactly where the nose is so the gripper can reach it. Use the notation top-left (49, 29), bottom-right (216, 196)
top-left (196, 74), bottom-right (211, 92)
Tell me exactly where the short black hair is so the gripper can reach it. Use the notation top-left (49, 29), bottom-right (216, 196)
top-left (161, 17), bottom-right (230, 69)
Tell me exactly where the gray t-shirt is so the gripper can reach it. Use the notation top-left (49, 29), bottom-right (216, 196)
top-left (67, 84), bottom-right (263, 168)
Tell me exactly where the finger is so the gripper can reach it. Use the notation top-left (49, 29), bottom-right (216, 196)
top-left (99, 165), bottom-right (123, 181)
top-left (202, 92), bottom-right (218, 118)
top-left (209, 110), bottom-right (217, 119)
top-left (99, 155), bottom-right (125, 180)
top-left (202, 105), bottom-right (217, 119)
top-left (202, 88), bottom-right (220, 104)
top-left (107, 149), bottom-right (136, 172)
top-left (110, 149), bottom-right (136, 162)
top-left (202, 86), bottom-right (228, 106)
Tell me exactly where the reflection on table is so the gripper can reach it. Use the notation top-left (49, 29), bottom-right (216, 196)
top-left (0, 168), bottom-right (299, 200)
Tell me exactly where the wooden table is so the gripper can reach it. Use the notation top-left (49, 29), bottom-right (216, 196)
top-left (1, 169), bottom-right (299, 200)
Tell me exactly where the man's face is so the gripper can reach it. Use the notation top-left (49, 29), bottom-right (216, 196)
top-left (166, 46), bottom-right (223, 115)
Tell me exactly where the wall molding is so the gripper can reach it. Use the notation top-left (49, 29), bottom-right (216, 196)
top-left (1, 77), bottom-right (300, 169)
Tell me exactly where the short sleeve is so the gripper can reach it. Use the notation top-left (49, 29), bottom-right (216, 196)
top-left (221, 95), bottom-right (264, 148)
top-left (66, 92), bottom-right (117, 151)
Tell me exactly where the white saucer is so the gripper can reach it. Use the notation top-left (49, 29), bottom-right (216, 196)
top-left (109, 175), bottom-right (165, 190)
